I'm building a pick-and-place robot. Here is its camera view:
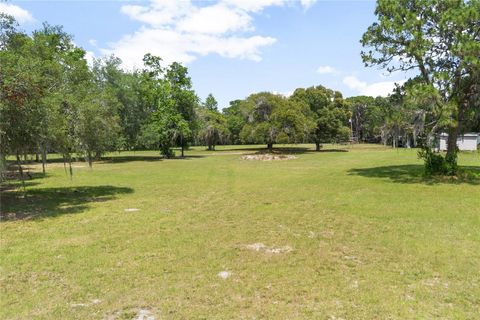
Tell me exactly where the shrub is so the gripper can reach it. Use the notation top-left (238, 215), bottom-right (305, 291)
top-left (418, 146), bottom-right (458, 176)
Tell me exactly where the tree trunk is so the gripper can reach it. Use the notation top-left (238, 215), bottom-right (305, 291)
top-left (0, 152), bottom-right (6, 181)
top-left (41, 145), bottom-right (47, 175)
top-left (446, 127), bottom-right (458, 157)
top-left (87, 151), bottom-right (93, 168)
top-left (267, 142), bottom-right (273, 151)
top-left (181, 135), bottom-right (185, 158)
top-left (446, 103), bottom-right (466, 158)
top-left (16, 152), bottom-right (26, 192)
top-left (63, 154), bottom-right (68, 175)
top-left (315, 142), bottom-right (322, 151)
top-left (207, 143), bottom-right (213, 151)
top-left (95, 151), bottom-right (102, 161)
top-left (68, 155), bottom-right (73, 180)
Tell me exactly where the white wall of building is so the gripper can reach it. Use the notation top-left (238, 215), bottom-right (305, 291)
top-left (439, 133), bottom-right (478, 151)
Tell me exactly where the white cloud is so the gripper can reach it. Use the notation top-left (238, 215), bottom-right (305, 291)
top-left (300, 0), bottom-right (318, 10)
top-left (222, 0), bottom-right (289, 13)
top-left (0, 3), bottom-right (35, 23)
top-left (317, 65), bottom-right (336, 74)
top-left (177, 4), bottom-right (252, 34)
top-left (102, 27), bottom-right (276, 68)
top-left (84, 51), bottom-right (96, 66)
top-left (272, 89), bottom-right (294, 97)
top-left (104, 0), bottom-right (314, 68)
top-left (343, 75), bottom-right (405, 97)
top-left (121, 0), bottom-right (193, 27)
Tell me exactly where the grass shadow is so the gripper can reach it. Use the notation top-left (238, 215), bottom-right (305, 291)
top-left (315, 149), bottom-right (349, 153)
top-left (101, 155), bottom-right (164, 163)
top-left (1, 170), bottom-right (49, 192)
top-left (348, 164), bottom-right (480, 185)
top-left (1, 185), bottom-right (134, 221)
top-left (102, 154), bottom-right (205, 163)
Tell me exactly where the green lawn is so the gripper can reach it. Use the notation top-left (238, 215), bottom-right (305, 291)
top-left (1, 144), bottom-right (479, 319)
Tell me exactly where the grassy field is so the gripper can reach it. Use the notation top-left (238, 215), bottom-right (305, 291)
top-left (1, 144), bottom-right (479, 319)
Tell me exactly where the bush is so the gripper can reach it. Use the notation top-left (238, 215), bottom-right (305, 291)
top-left (418, 146), bottom-right (458, 176)
top-left (159, 144), bottom-right (175, 158)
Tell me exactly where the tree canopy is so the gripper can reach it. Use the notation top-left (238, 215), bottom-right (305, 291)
top-left (361, 0), bottom-right (480, 173)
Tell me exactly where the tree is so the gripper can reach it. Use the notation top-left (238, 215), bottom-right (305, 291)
top-left (361, 0), bottom-right (480, 174)
top-left (0, 17), bottom-right (41, 184)
top-left (204, 93), bottom-right (218, 111)
top-left (141, 55), bottom-right (198, 158)
top-left (197, 100), bottom-right (229, 151)
top-left (346, 96), bottom-right (377, 142)
top-left (92, 56), bottom-right (147, 151)
top-left (76, 86), bottom-right (121, 167)
top-left (290, 86), bottom-right (350, 151)
top-left (165, 61), bottom-right (198, 157)
top-left (239, 92), bottom-right (313, 151)
top-left (223, 100), bottom-right (246, 145)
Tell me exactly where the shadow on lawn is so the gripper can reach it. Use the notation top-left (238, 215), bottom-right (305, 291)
top-left (102, 154), bottom-right (205, 163)
top-left (348, 164), bottom-right (480, 185)
top-left (1, 185), bottom-right (133, 221)
top-left (1, 171), bottom-right (46, 190)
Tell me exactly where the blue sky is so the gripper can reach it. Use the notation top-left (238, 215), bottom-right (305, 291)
top-left (2, 0), bottom-right (411, 108)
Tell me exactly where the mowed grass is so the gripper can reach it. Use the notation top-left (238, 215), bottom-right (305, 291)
top-left (1, 144), bottom-right (479, 319)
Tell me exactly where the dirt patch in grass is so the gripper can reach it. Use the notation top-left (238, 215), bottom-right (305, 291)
top-left (106, 308), bottom-right (156, 320)
top-left (245, 243), bottom-right (293, 254)
top-left (218, 271), bottom-right (231, 279)
top-left (70, 299), bottom-right (102, 308)
top-left (241, 154), bottom-right (297, 161)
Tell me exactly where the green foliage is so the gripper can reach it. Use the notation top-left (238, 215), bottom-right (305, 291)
top-left (92, 56), bottom-right (148, 150)
top-left (290, 86), bottom-right (350, 149)
top-left (418, 147), bottom-right (447, 175)
top-left (197, 99), bottom-right (229, 150)
top-left (239, 92), bottom-right (313, 149)
top-left (346, 96), bottom-right (382, 142)
top-left (140, 55), bottom-right (198, 157)
top-left (223, 100), bottom-right (246, 144)
top-left (361, 0), bottom-right (480, 172)
top-left (418, 146), bottom-right (458, 176)
top-left (204, 93), bottom-right (218, 111)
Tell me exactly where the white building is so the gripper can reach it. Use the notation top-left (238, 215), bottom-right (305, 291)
top-left (439, 133), bottom-right (479, 151)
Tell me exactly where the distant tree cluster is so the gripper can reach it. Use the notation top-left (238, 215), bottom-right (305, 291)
top-left (0, 14), bottom-right (352, 178)
top-left (1, 0), bottom-right (479, 180)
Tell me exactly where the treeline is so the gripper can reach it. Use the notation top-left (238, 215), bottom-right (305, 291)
top-left (0, 15), bottom-right (351, 175)
top-left (1, 13), bottom-right (479, 179)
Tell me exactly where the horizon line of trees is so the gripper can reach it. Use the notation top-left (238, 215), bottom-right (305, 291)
top-left (1, 0), bottom-right (479, 181)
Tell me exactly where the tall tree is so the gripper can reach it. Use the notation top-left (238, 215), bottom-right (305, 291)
top-left (239, 92), bottom-right (313, 151)
top-left (92, 56), bottom-right (147, 151)
top-left (223, 100), bottom-right (246, 145)
top-left (346, 96), bottom-right (377, 142)
top-left (197, 95), bottom-right (229, 150)
top-left (290, 86), bottom-right (350, 151)
top-left (140, 55), bottom-right (198, 158)
top-left (361, 0), bottom-right (480, 173)
top-left (204, 93), bottom-right (218, 111)
top-left (165, 61), bottom-right (198, 157)
top-left (0, 16), bottom-right (41, 183)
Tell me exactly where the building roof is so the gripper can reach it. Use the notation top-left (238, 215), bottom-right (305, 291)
top-left (439, 132), bottom-right (479, 137)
